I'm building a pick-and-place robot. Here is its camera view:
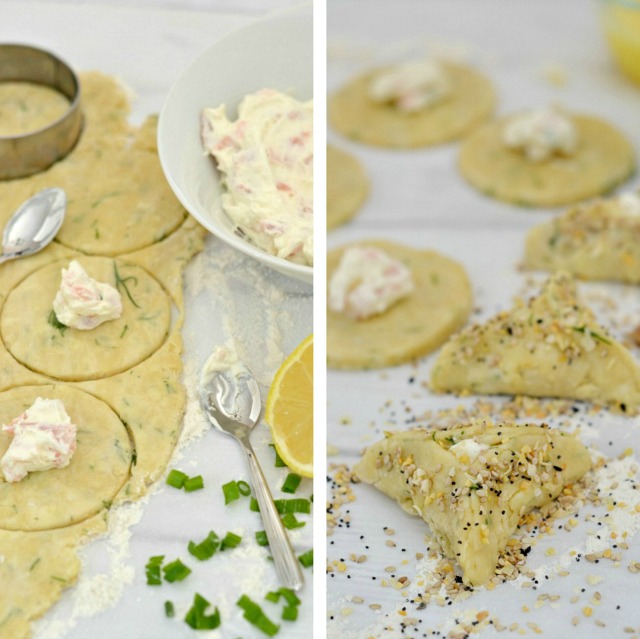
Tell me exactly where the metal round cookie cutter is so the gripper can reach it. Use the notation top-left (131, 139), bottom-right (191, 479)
top-left (0, 44), bottom-right (82, 180)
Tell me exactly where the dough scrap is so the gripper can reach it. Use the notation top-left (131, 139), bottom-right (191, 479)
top-left (327, 144), bottom-right (368, 229)
top-left (1, 256), bottom-right (171, 381)
top-left (458, 112), bottom-right (635, 207)
top-left (0, 71), bottom-right (207, 637)
top-left (354, 421), bottom-right (591, 585)
top-left (431, 271), bottom-right (640, 410)
top-left (524, 195), bottom-right (640, 283)
top-left (328, 61), bottom-right (495, 148)
top-left (327, 240), bottom-right (472, 369)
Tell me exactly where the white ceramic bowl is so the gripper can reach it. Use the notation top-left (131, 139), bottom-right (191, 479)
top-left (157, 5), bottom-right (313, 285)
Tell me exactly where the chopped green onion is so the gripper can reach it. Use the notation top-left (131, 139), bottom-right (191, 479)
top-left (237, 480), bottom-right (251, 496)
top-left (236, 595), bottom-right (279, 637)
top-left (166, 469), bottom-right (188, 489)
top-left (265, 591), bottom-right (280, 603)
top-left (281, 513), bottom-right (305, 529)
top-left (223, 481), bottom-right (241, 504)
top-left (184, 593), bottom-right (221, 630)
top-left (281, 606), bottom-right (298, 621)
top-left (255, 531), bottom-right (269, 546)
top-left (270, 444), bottom-right (286, 468)
top-left (145, 555), bottom-right (164, 585)
top-left (281, 473), bottom-right (302, 494)
top-left (298, 549), bottom-right (313, 568)
top-left (188, 531), bottom-right (220, 561)
top-left (277, 588), bottom-right (300, 607)
top-left (249, 497), bottom-right (260, 512)
top-left (220, 531), bottom-right (242, 550)
top-left (184, 475), bottom-right (204, 492)
top-left (162, 559), bottom-right (191, 583)
top-left (164, 601), bottom-right (175, 618)
top-left (274, 498), bottom-right (311, 514)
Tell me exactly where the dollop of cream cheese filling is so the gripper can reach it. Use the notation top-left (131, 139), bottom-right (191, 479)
top-left (52, 260), bottom-right (123, 330)
top-left (1, 397), bottom-right (77, 483)
top-left (201, 88), bottom-right (313, 266)
top-left (328, 246), bottom-right (414, 320)
top-left (368, 59), bottom-right (451, 112)
top-left (503, 107), bottom-right (578, 162)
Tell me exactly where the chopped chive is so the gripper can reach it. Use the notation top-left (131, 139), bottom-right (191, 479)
top-left (298, 549), bottom-right (313, 568)
top-left (255, 531), bottom-right (269, 546)
top-left (269, 444), bottom-right (286, 468)
top-left (188, 531), bottom-right (220, 561)
top-left (236, 595), bottom-right (279, 636)
top-left (184, 593), bottom-right (221, 630)
top-left (166, 469), bottom-right (188, 489)
top-left (220, 531), bottom-right (242, 550)
top-left (250, 497), bottom-right (260, 512)
top-left (145, 555), bottom-right (164, 585)
top-left (164, 601), bottom-right (175, 618)
top-left (282, 605), bottom-right (298, 621)
top-left (113, 261), bottom-right (141, 308)
top-left (184, 475), bottom-right (204, 492)
top-left (274, 498), bottom-right (310, 514)
top-left (281, 473), bottom-right (302, 494)
top-left (572, 325), bottom-right (612, 344)
top-left (281, 513), bottom-right (305, 529)
top-left (265, 591), bottom-right (280, 603)
top-left (162, 559), bottom-right (191, 583)
top-left (47, 310), bottom-right (68, 335)
top-left (223, 480), bottom-right (241, 504)
top-left (237, 480), bottom-right (251, 496)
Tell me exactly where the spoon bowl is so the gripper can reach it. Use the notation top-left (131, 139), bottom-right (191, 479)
top-left (1, 187), bottom-right (66, 264)
top-left (199, 347), bottom-right (304, 591)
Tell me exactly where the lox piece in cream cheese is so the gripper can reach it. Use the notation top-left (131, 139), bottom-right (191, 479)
top-left (201, 89), bottom-right (313, 267)
top-left (328, 245), bottom-right (414, 320)
top-left (52, 260), bottom-right (123, 330)
top-left (1, 397), bottom-right (77, 482)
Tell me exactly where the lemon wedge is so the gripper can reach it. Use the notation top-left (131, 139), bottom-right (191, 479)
top-left (265, 334), bottom-right (313, 478)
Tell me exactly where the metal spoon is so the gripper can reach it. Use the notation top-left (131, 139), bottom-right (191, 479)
top-left (0, 187), bottom-right (66, 264)
top-left (199, 349), bottom-right (304, 591)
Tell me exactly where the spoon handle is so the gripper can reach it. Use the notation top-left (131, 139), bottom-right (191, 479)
top-left (241, 437), bottom-right (304, 591)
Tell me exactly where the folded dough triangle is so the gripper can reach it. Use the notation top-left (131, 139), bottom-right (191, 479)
top-left (431, 272), bottom-right (640, 410)
top-left (354, 421), bottom-right (591, 585)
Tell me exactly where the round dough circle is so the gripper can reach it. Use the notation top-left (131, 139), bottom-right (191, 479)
top-left (327, 144), bottom-right (369, 229)
top-left (327, 240), bottom-right (473, 369)
top-left (52, 142), bottom-right (186, 255)
top-left (328, 61), bottom-right (495, 148)
top-left (458, 112), bottom-right (635, 207)
top-left (1, 256), bottom-right (171, 381)
top-left (0, 384), bottom-right (132, 531)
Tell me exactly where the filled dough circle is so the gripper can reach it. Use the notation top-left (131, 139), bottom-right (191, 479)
top-left (327, 144), bottom-right (369, 229)
top-left (0, 384), bottom-right (132, 531)
top-left (458, 112), bottom-right (635, 207)
top-left (328, 61), bottom-right (495, 148)
top-left (1, 256), bottom-right (171, 381)
top-left (327, 240), bottom-right (473, 369)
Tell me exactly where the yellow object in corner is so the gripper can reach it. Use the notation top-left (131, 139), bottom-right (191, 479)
top-left (599, 0), bottom-right (640, 85)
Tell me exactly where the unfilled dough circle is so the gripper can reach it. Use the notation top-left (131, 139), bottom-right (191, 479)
top-left (327, 240), bottom-right (473, 369)
top-left (1, 256), bottom-right (171, 381)
top-left (458, 112), bottom-right (635, 207)
top-left (51, 142), bottom-right (187, 255)
top-left (0, 384), bottom-right (132, 531)
top-left (327, 144), bottom-right (369, 229)
top-left (328, 61), bottom-right (495, 148)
